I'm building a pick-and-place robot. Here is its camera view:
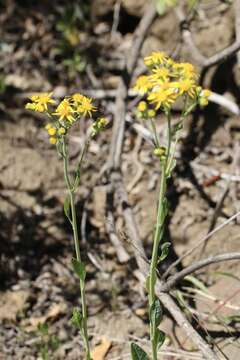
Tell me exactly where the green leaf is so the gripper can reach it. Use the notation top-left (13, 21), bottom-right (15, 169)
top-left (154, 329), bottom-right (166, 350)
top-left (72, 258), bottom-right (86, 282)
top-left (166, 159), bottom-right (176, 178)
top-left (150, 299), bottom-right (163, 329)
top-left (131, 343), bottom-right (149, 360)
top-left (64, 195), bottom-right (72, 223)
top-left (185, 275), bottom-right (209, 294)
top-left (158, 242), bottom-right (171, 263)
top-left (71, 308), bottom-right (83, 329)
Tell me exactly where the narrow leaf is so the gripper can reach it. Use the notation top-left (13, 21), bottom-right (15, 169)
top-left (150, 299), bottom-right (163, 328)
top-left (154, 329), bottom-right (165, 350)
top-left (158, 242), bottom-right (171, 263)
top-left (64, 195), bottom-right (72, 223)
top-left (71, 308), bottom-right (83, 329)
top-left (72, 258), bottom-right (86, 282)
top-left (131, 343), bottom-right (149, 360)
top-left (185, 275), bottom-right (209, 294)
top-left (160, 197), bottom-right (168, 225)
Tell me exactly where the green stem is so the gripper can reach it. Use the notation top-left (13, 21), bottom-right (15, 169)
top-left (62, 137), bottom-right (91, 360)
top-left (150, 118), bottom-right (160, 148)
top-left (149, 161), bottom-right (167, 360)
top-left (148, 114), bottom-right (172, 360)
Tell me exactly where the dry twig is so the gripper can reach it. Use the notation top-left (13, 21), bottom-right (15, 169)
top-left (162, 253), bottom-right (240, 292)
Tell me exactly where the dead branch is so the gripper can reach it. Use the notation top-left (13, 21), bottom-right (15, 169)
top-left (162, 252), bottom-right (240, 292)
top-left (176, 6), bottom-right (240, 69)
top-left (162, 210), bottom-right (240, 280)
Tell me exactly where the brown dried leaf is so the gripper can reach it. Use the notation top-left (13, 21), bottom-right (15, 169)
top-left (0, 290), bottom-right (29, 322)
top-left (92, 337), bottom-right (111, 360)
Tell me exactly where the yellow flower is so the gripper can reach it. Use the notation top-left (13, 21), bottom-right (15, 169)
top-left (199, 89), bottom-right (211, 106)
top-left (72, 93), bottom-right (85, 105)
top-left (144, 51), bottom-right (168, 67)
top-left (76, 95), bottom-right (96, 117)
top-left (171, 79), bottom-right (196, 98)
top-left (148, 89), bottom-right (176, 109)
top-left (133, 75), bottom-right (152, 94)
top-left (202, 89), bottom-right (211, 98)
top-left (53, 98), bottom-right (75, 123)
top-left (45, 123), bottom-right (52, 130)
top-left (165, 58), bottom-right (175, 68)
top-left (137, 101), bottom-right (148, 112)
top-left (49, 137), bottom-right (57, 145)
top-left (175, 62), bottom-right (198, 79)
top-left (48, 127), bottom-right (57, 136)
top-left (26, 92), bottom-right (55, 113)
top-left (149, 67), bottom-right (170, 83)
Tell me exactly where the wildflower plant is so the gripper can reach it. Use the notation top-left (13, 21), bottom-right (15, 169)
top-left (131, 52), bottom-right (210, 360)
top-left (26, 92), bottom-right (106, 360)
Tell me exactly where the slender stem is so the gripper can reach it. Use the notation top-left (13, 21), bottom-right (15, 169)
top-left (62, 137), bottom-right (91, 360)
top-left (62, 138), bottom-right (73, 191)
top-left (166, 112), bottom-right (171, 161)
top-left (149, 161), bottom-right (167, 360)
top-left (148, 113), bottom-right (172, 360)
top-left (150, 118), bottom-right (160, 148)
top-left (69, 192), bottom-right (81, 261)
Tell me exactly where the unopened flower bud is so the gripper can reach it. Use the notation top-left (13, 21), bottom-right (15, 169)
top-left (147, 109), bottom-right (156, 118)
top-left (48, 127), bottom-right (57, 136)
top-left (137, 101), bottom-right (147, 112)
top-left (154, 147), bottom-right (166, 157)
top-left (58, 127), bottom-right (66, 135)
top-left (49, 137), bottom-right (57, 145)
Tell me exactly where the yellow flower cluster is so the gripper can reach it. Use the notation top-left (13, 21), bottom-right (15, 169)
top-left (133, 51), bottom-right (211, 114)
top-left (26, 92), bottom-right (104, 144)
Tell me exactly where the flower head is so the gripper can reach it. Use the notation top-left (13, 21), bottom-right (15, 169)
top-left (148, 89), bottom-right (176, 110)
top-left (72, 93), bottom-right (85, 105)
top-left (199, 89), bottom-right (211, 106)
top-left (175, 62), bottom-right (198, 79)
top-left (144, 52), bottom-right (168, 67)
top-left (75, 95), bottom-right (96, 117)
top-left (171, 79), bottom-right (196, 98)
top-left (133, 75), bottom-right (152, 95)
top-left (149, 67), bottom-right (170, 84)
top-left (133, 52), bottom-right (210, 115)
top-left (53, 98), bottom-right (75, 123)
top-left (25, 92), bottom-right (55, 113)
top-left (137, 101), bottom-right (148, 112)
